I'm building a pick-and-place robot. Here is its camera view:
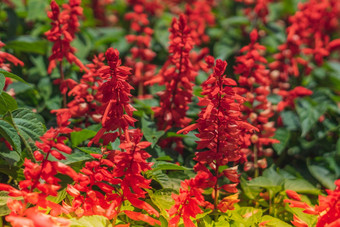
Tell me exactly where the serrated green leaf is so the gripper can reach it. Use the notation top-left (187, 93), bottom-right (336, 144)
top-left (0, 69), bottom-right (26, 84)
top-left (70, 215), bottom-right (111, 227)
top-left (0, 120), bottom-right (21, 159)
top-left (147, 188), bottom-right (175, 219)
top-left (8, 109), bottom-right (46, 154)
top-left (0, 92), bottom-right (18, 114)
top-left (71, 129), bottom-right (97, 147)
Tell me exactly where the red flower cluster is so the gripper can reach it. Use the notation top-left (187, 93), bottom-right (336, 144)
top-left (284, 179), bottom-right (340, 227)
top-left (0, 111), bottom-right (76, 227)
top-left (184, 0), bottom-right (215, 45)
top-left (90, 48), bottom-right (136, 145)
top-left (67, 54), bottom-right (105, 122)
top-left (45, 0), bottom-right (87, 74)
top-left (125, 1), bottom-right (158, 98)
top-left (276, 86), bottom-right (313, 112)
top-left (236, 0), bottom-right (273, 23)
top-left (66, 130), bottom-right (160, 225)
top-left (234, 29), bottom-right (279, 171)
top-left (90, 0), bottom-right (115, 26)
top-left (146, 14), bottom-right (196, 131)
top-left (168, 173), bottom-right (210, 227)
top-left (173, 59), bottom-right (257, 224)
top-left (270, 0), bottom-right (340, 81)
top-left (0, 41), bottom-right (24, 90)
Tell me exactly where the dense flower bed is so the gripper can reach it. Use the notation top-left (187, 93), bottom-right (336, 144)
top-left (0, 0), bottom-right (339, 226)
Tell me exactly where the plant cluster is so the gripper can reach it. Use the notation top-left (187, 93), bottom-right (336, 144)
top-left (0, 0), bottom-right (339, 226)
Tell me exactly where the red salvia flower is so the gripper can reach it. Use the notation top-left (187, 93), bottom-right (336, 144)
top-left (284, 179), bottom-right (340, 227)
top-left (67, 54), bottom-right (105, 122)
top-left (0, 111), bottom-right (76, 227)
top-left (172, 59), bottom-right (258, 223)
top-left (89, 48), bottom-right (136, 146)
top-left (184, 0), bottom-right (215, 45)
top-left (66, 129), bottom-right (160, 225)
top-left (125, 1), bottom-right (157, 98)
top-left (236, 0), bottom-right (273, 24)
top-left (45, 0), bottom-right (87, 74)
top-left (0, 41), bottom-right (24, 90)
top-left (234, 29), bottom-right (279, 170)
top-left (146, 14), bottom-right (197, 131)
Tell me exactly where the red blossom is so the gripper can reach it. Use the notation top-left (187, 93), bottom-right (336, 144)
top-left (45, 0), bottom-right (87, 74)
top-left (89, 48), bottom-right (135, 145)
top-left (284, 179), bottom-right (340, 227)
top-left (146, 14), bottom-right (197, 131)
top-left (173, 59), bottom-right (257, 222)
top-left (234, 29), bottom-right (279, 169)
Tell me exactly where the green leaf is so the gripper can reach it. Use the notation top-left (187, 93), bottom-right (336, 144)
top-left (150, 161), bottom-right (191, 172)
top-left (77, 147), bottom-right (101, 154)
top-left (47, 188), bottom-right (67, 205)
top-left (273, 128), bottom-right (291, 155)
top-left (147, 188), bottom-right (175, 219)
top-left (284, 179), bottom-right (320, 195)
top-left (280, 111), bottom-right (300, 131)
top-left (71, 129), bottom-right (97, 147)
top-left (248, 176), bottom-right (281, 189)
top-left (228, 207), bottom-right (263, 226)
top-left (8, 109), bottom-right (46, 154)
top-left (263, 166), bottom-right (284, 187)
top-left (70, 215), bottom-right (111, 227)
top-left (260, 215), bottom-right (292, 227)
top-left (0, 92), bottom-right (18, 114)
top-left (141, 113), bottom-right (165, 148)
top-left (58, 150), bottom-right (93, 165)
top-left (148, 170), bottom-right (182, 190)
top-left (6, 37), bottom-right (48, 55)
top-left (307, 164), bottom-right (336, 190)
top-left (0, 69), bottom-right (26, 84)
top-left (0, 73), bottom-right (5, 93)
top-left (296, 99), bottom-right (328, 137)
top-left (0, 120), bottom-right (21, 164)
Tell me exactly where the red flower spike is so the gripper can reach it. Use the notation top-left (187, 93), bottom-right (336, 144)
top-left (145, 14), bottom-right (197, 131)
top-left (45, 0), bottom-right (87, 74)
top-left (89, 48), bottom-right (135, 145)
top-left (171, 59), bottom-right (257, 222)
top-left (234, 29), bottom-right (279, 168)
top-left (236, 0), bottom-right (273, 23)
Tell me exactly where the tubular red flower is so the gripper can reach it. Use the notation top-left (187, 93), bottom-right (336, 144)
top-left (45, 0), bottom-right (87, 74)
top-left (89, 48), bottom-right (135, 145)
top-left (146, 14), bottom-right (197, 131)
top-left (234, 29), bottom-right (279, 169)
top-left (171, 59), bottom-right (258, 222)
